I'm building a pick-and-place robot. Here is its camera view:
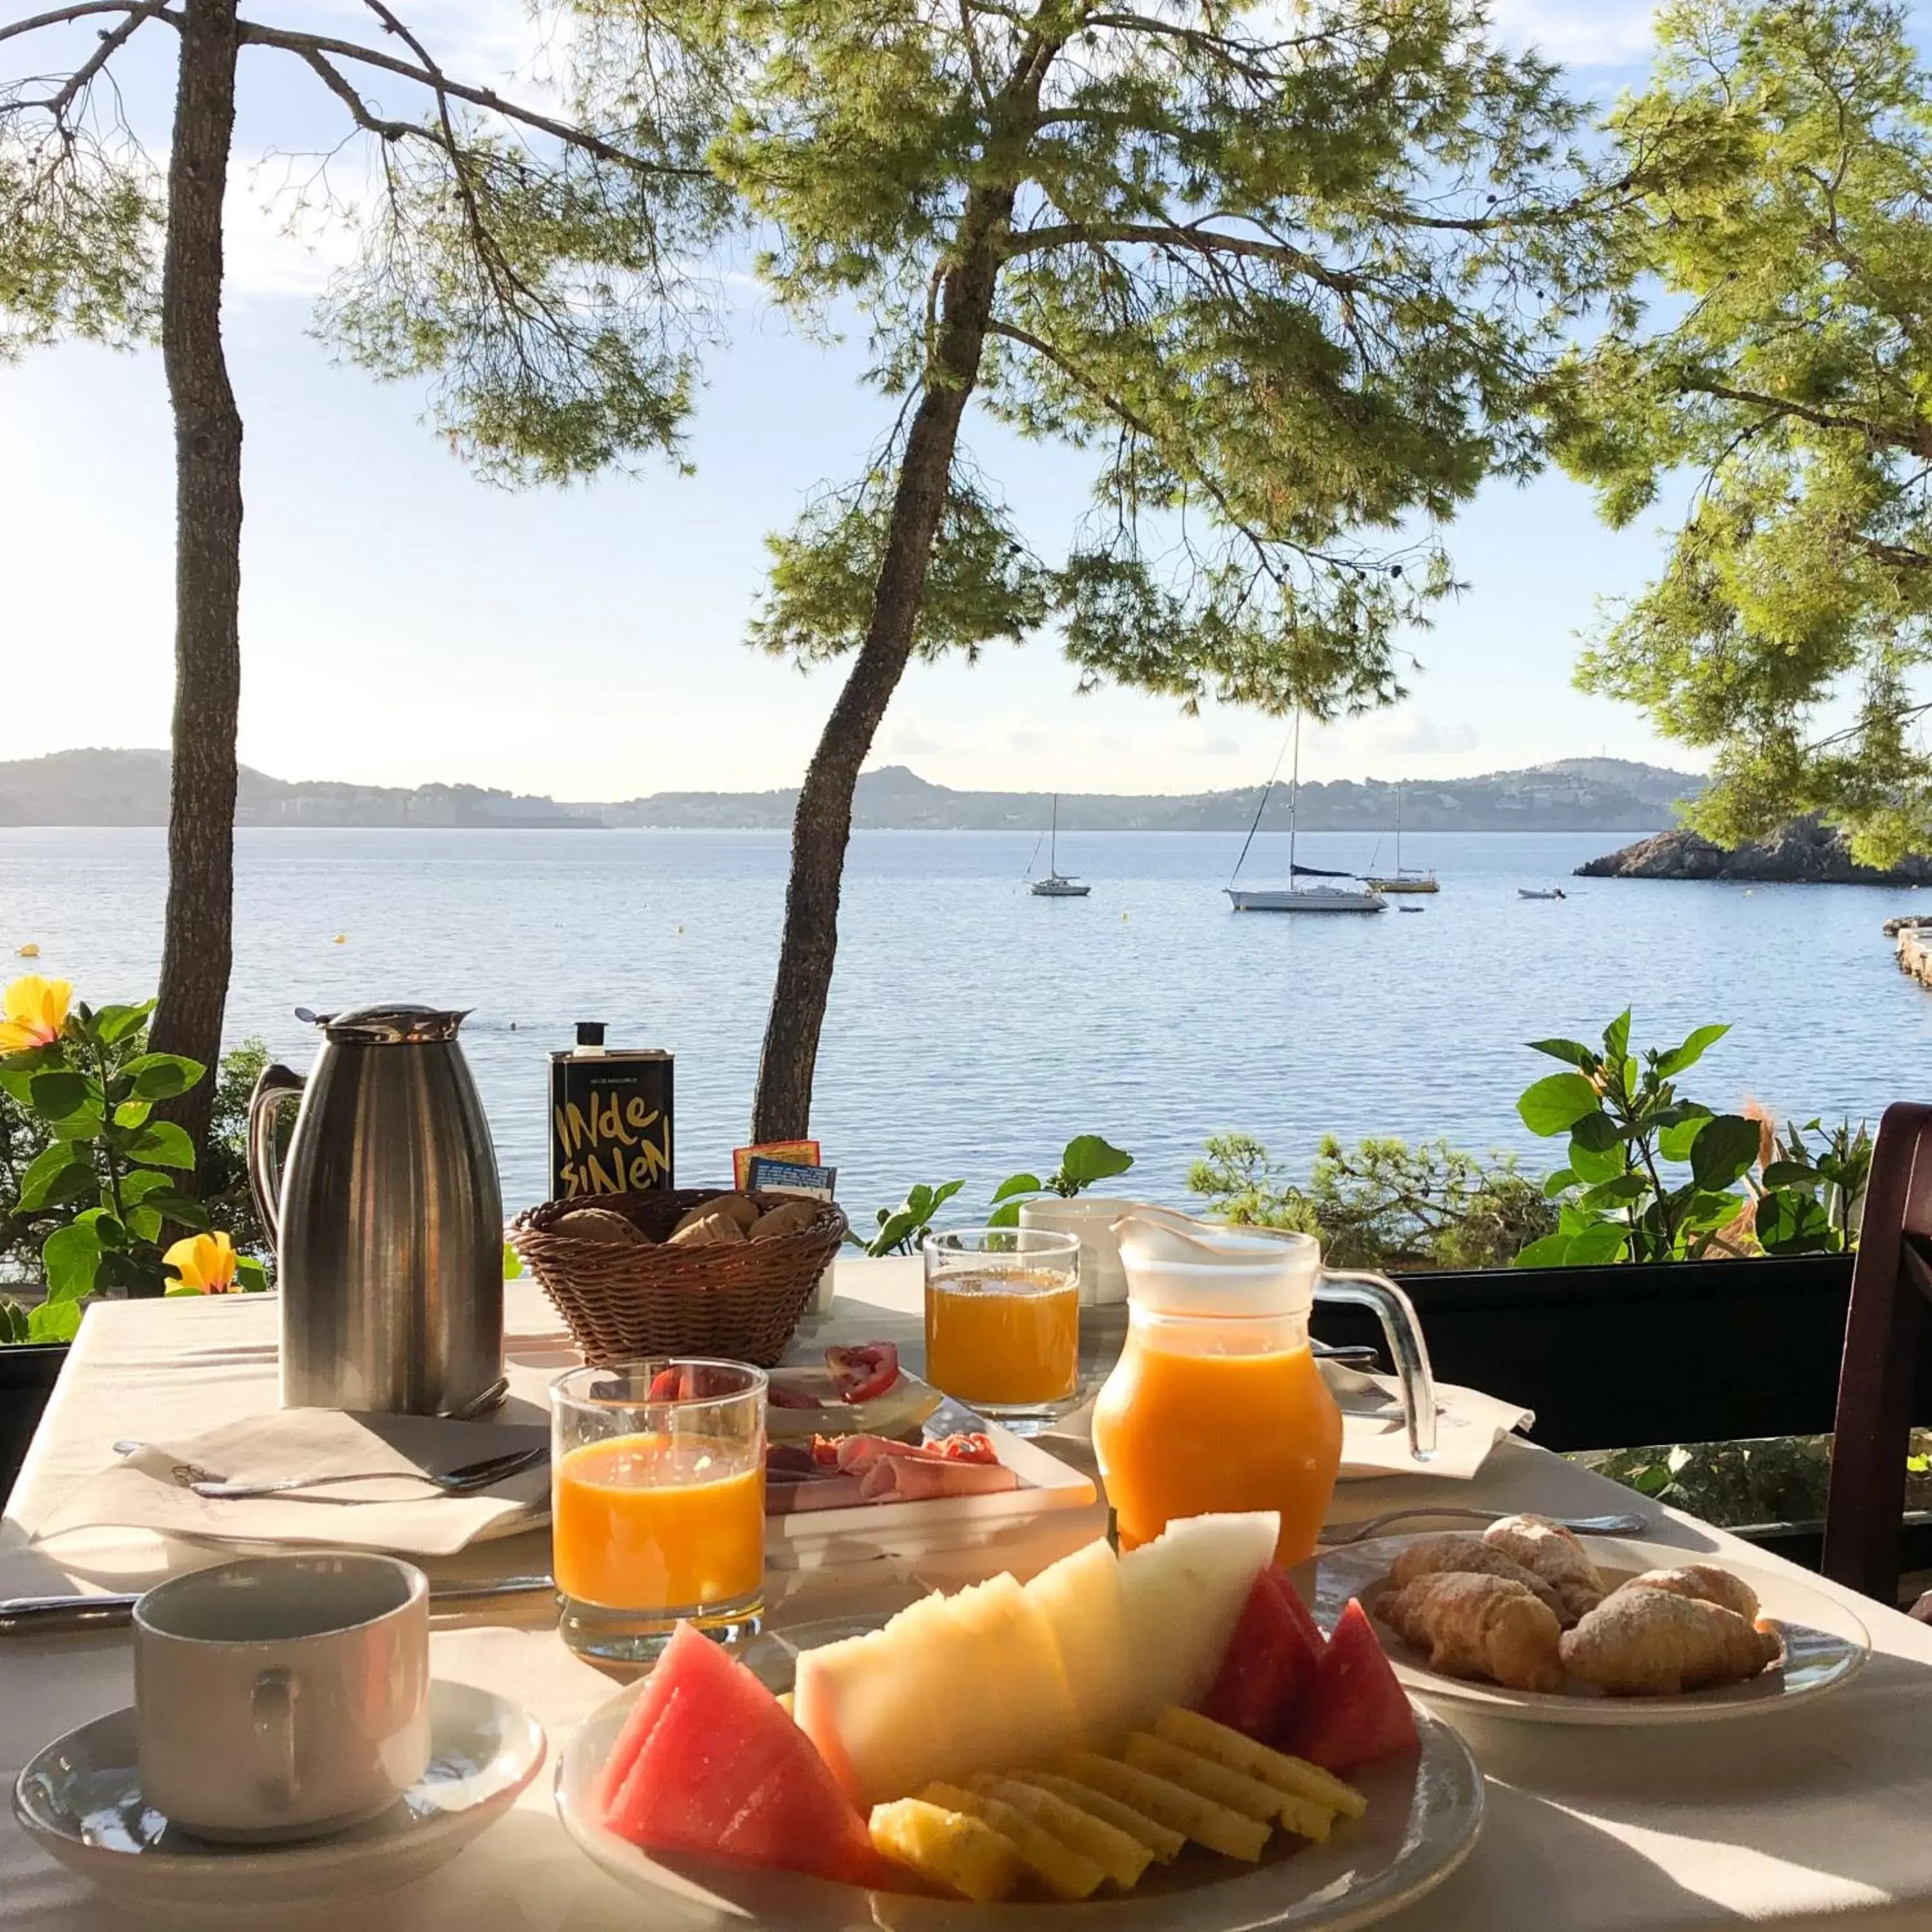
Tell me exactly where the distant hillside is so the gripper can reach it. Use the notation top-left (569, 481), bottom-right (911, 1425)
top-left (0, 748), bottom-right (1701, 833)
top-left (591, 759), bottom-right (1702, 833)
top-left (0, 750), bottom-right (598, 829)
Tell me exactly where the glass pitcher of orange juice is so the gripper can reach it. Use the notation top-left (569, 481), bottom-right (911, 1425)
top-left (1092, 1213), bottom-right (1437, 1567)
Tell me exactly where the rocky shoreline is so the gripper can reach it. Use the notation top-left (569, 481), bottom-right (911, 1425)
top-left (1577, 815), bottom-right (1932, 885)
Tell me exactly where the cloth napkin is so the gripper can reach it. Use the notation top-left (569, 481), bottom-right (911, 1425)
top-left (30, 1410), bottom-right (551, 1558)
top-left (1326, 1361), bottom-right (1534, 1481)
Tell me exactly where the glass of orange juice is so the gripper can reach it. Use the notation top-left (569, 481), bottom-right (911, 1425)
top-left (922, 1227), bottom-right (1081, 1433)
top-left (550, 1359), bottom-right (766, 1665)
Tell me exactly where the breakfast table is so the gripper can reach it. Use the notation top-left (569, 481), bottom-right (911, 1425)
top-left (6, 1264), bottom-right (1932, 1931)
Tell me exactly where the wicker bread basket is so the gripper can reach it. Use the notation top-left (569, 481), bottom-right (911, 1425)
top-left (509, 1189), bottom-right (848, 1368)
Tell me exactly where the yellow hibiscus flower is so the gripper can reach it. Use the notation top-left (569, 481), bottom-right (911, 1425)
top-left (0, 976), bottom-right (71, 1054)
top-left (164, 1230), bottom-right (240, 1294)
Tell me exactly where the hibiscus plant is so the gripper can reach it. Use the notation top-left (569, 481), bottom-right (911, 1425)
top-left (0, 975), bottom-right (263, 1344)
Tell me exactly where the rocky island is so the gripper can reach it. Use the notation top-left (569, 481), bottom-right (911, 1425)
top-left (1578, 814), bottom-right (1932, 885)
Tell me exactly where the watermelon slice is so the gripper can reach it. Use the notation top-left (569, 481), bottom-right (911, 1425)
top-left (602, 1622), bottom-right (891, 1888)
top-left (594, 1649), bottom-right (685, 1814)
top-left (1287, 1598), bottom-right (1419, 1772)
top-left (1199, 1567), bottom-right (1324, 1743)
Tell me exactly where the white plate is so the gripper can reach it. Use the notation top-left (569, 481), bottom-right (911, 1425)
top-left (766, 1421), bottom-right (1099, 1570)
top-left (554, 1617), bottom-right (1485, 1932)
top-left (1300, 1535), bottom-right (1871, 1725)
top-left (12, 1680), bottom-right (545, 1915)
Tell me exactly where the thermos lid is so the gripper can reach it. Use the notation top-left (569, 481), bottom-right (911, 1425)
top-left (575, 1021), bottom-right (607, 1046)
top-left (299, 1003), bottom-right (471, 1045)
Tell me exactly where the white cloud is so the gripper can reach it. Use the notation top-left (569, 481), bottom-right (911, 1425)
top-left (1487, 0), bottom-right (1660, 68)
top-left (1359, 712), bottom-right (1482, 757)
top-left (874, 714), bottom-right (947, 759)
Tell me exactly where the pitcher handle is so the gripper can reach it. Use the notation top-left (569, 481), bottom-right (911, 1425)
top-left (247, 1065), bottom-right (305, 1254)
top-left (1316, 1269), bottom-right (1438, 1463)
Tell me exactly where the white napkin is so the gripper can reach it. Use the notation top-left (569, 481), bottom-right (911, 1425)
top-left (1327, 1363), bottom-right (1534, 1481)
top-left (31, 1410), bottom-right (551, 1558)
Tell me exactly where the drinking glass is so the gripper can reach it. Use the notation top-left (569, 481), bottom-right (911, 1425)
top-left (922, 1227), bottom-right (1082, 1434)
top-left (550, 1359), bottom-right (766, 1665)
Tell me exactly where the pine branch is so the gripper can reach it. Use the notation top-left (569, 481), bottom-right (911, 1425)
top-left (0, 2), bottom-right (166, 50)
top-left (1003, 219), bottom-right (1370, 296)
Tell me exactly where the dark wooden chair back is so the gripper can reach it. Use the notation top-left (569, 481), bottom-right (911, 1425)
top-left (1823, 1101), bottom-right (1932, 1602)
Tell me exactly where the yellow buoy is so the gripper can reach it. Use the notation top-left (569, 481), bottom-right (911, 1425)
top-left (15, 943), bottom-right (39, 958)
top-left (332, 934), bottom-right (346, 945)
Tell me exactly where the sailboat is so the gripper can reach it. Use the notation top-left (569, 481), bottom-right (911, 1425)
top-left (1226, 717), bottom-right (1385, 913)
top-left (1029, 795), bottom-right (1091, 896)
top-left (1365, 785), bottom-right (1439, 894)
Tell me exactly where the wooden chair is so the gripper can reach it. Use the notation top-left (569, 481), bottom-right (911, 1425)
top-left (1823, 1102), bottom-right (1932, 1603)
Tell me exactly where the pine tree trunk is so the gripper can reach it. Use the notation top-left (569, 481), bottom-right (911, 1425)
top-left (750, 189), bottom-right (1014, 1142)
top-left (148, 0), bottom-right (243, 1173)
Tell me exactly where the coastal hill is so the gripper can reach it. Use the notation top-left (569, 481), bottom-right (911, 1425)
top-left (1578, 816), bottom-right (1932, 885)
top-left (0, 747), bottom-right (1700, 833)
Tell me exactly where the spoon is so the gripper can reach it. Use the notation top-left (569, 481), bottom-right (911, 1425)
top-left (189, 1443), bottom-right (547, 1501)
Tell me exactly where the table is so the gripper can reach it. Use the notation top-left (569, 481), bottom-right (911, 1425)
top-left (7, 1266), bottom-right (1932, 1932)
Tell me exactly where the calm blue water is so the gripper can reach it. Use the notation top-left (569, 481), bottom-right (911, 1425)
top-left (3, 826), bottom-right (1927, 1222)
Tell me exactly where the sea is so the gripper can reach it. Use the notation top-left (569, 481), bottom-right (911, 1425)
top-left (3, 825), bottom-right (1928, 1225)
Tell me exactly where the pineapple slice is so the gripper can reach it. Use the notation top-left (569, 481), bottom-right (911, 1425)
top-left (1062, 1750), bottom-right (1269, 1862)
top-left (868, 1798), bottom-right (1022, 1904)
top-left (1018, 1772), bottom-right (1186, 1863)
top-left (921, 1783), bottom-right (1105, 1901)
top-left (1124, 1732), bottom-right (1331, 1838)
top-left (975, 1777), bottom-right (1153, 1890)
top-left (1152, 1707), bottom-right (1367, 1820)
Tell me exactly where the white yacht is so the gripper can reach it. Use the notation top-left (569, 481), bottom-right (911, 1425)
top-left (1029, 795), bottom-right (1091, 897)
top-left (1226, 715), bottom-right (1385, 914)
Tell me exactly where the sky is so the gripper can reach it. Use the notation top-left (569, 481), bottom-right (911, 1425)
top-left (0, 0), bottom-right (1698, 800)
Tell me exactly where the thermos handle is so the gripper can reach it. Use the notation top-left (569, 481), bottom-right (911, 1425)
top-left (246, 1065), bottom-right (306, 1255)
top-left (1315, 1269), bottom-right (1439, 1462)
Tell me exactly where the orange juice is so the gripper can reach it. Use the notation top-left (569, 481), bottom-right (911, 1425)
top-left (925, 1271), bottom-right (1079, 1406)
top-left (553, 1435), bottom-right (764, 1611)
top-left (1091, 1319), bottom-right (1342, 1566)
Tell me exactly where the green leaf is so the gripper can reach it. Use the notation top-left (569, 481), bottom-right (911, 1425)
top-left (1512, 1231), bottom-right (1575, 1269)
top-left (868, 1208), bottom-right (921, 1255)
top-left (1540, 1166), bottom-right (1578, 1199)
top-left (1058, 1135), bottom-right (1134, 1188)
top-left (1564, 1218), bottom-right (1630, 1266)
top-left (1654, 1023), bottom-right (1730, 1079)
top-left (1567, 1111), bottom-right (1627, 1184)
top-left (14, 1142), bottom-right (97, 1213)
top-left (0, 1302), bottom-right (27, 1344)
top-left (929, 1179), bottom-right (965, 1212)
top-left (1690, 1114), bottom-right (1763, 1191)
top-left (27, 1299), bottom-right (82, 1343)
top-left (1657, 1104), bottom-right (1714, 1163)
top-left (112, 1099), bottom-right (152, 1130)
top-left (987, 1200), bottom-right (1022, 1229)
top-left (1602, 1008), bottom-right (1631, 1062)
top-left (133, 1190), bottom-right (207, 1229)
top-left (117, 1169), bottom-right (175, 1203)
top-left (1517, 1073), bottom-right (1601, 1137)
top-left (27, 1070), bottom-right (89, 1122)
top-left (234, 1256), bottom-right (270, 1293)
top-left (1526, 1038), bottom-right (1596, 1070)
top-left (989, 1173), bottom-right (1042, 1206)
top-left (1579, 1174), bottom-right (1649, 1211)
top-left (118, 1053), bottom-right (205, 1102)
top-left (40, 1221), bottom-right (102, 1303)
top-left (1761, 1161), bottom-right (1822, 1191)
top-left (502, 1240), bottom-right (524, 1280)
top-left (124, 1121), bottom-right (194, 1170)
top-left (88, 1001), bottom-right (153, 1046)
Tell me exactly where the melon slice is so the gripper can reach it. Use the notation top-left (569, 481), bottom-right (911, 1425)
top-left (601, 1622), bottom-right (887, 1888)
top-left (1116, 1512), bottom-right (1280, 1725)
top-left (794, 1572), bottom-right (1081, 1807)
top-left (1025, 1538), bottom-right (1138, 1750)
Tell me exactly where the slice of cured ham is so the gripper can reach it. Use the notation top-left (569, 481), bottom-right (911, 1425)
top-left (857, 1457), bottom-right (1020, 1502)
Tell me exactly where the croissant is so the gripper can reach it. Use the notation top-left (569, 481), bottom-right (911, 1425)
top-left (1559, 1585), bottom-right (1781, 1696)
top-left (1387, 1533), bottom-right (1567, 1621)
top-left (1481, 1515), bottom-right (1605, 1624)
top-left (1618, 1564), bottom-right (1760, 1622)
top-left (1379, 1573), bottom-right (1566, 1693)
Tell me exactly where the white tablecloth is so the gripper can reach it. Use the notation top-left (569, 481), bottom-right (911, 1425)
top-left (6, 1265), bottom-right (1932, 1931)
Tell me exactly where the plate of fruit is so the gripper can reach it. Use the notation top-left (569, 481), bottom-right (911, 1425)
top-left (555, 1513), bottom-right (1484, 1929)
top-left (1301, 1519), bottom-right (1871, 1724)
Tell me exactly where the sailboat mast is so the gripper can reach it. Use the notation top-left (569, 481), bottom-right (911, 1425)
top-left (1395, 783), bottom-right (1402, 874)
top-left (1288, 712), bottom-right (1300, 885)
top-left (1050, 794), bottom-right (1058, 874)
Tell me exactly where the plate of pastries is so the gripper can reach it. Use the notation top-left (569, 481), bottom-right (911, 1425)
top-left (1300, 1515), bottom-right (1871, 1725)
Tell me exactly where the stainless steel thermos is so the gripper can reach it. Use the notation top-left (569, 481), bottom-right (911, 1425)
top-left (247, 1005), bottom-right (504, 1414)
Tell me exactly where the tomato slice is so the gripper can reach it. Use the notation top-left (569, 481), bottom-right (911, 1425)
top-left (645, 1366), bottom-right (683, 1403)
top-left (767, 1381), bottom-right (819, 1410)
top-left (931, 1432), bottom-right (1000, 1465)
top-left (824, 1342), bottom-right (900, 1405)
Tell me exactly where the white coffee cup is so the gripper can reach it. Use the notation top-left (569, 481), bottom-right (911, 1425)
top-left (1019, 1197), bottom-right (1148, 1305)
top-left (133, 1553), bottom-right (431, 1842)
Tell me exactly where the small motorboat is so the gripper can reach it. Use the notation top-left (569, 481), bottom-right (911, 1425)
top-left (1397, 904), bottom-right (1426, 913)
top-left (1518, 887), bottom-right (1568, 900)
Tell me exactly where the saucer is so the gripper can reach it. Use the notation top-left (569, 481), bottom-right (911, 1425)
top-left (12, 1680), bottom-right (544, 1915)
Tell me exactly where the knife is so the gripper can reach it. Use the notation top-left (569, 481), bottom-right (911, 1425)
top-left (0, 1573), bottom-right (559, 1638)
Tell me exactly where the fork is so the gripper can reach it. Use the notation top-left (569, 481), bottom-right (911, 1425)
top-left (188, 1444), bottom-right (547, 1501)
top-left (1319, 1504), bottom-right (1649, 1546)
